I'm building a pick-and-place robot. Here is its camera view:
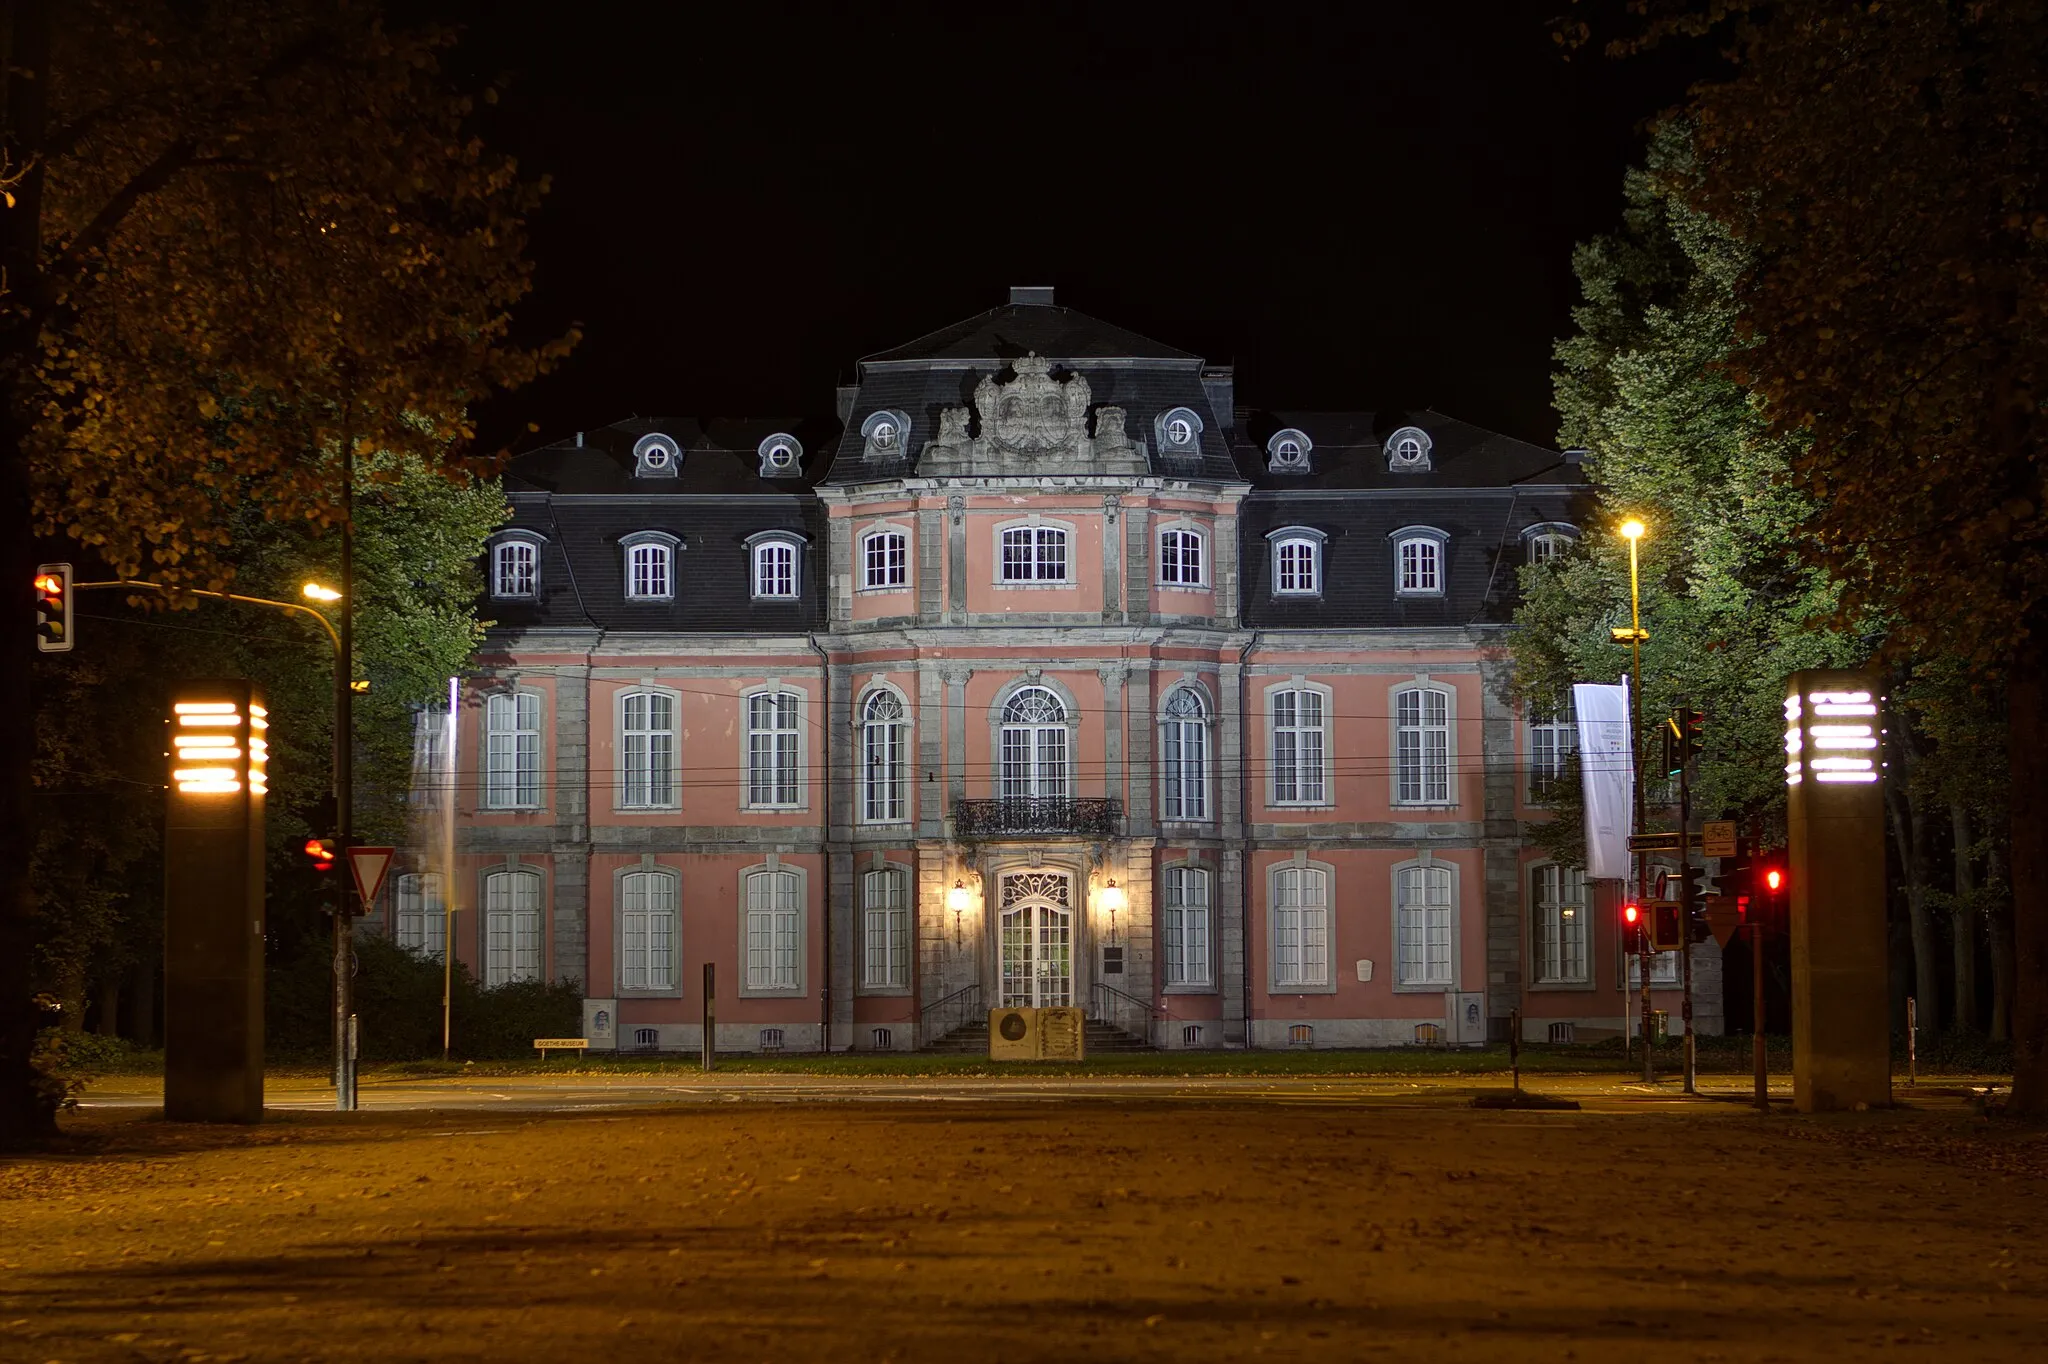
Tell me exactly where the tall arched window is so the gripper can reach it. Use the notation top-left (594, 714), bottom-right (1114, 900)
top-left (861, 867), bottom-right (910, 990)
top-left (619, 869), bottom-right (677, 990)
top-left (619, 690), bottom-right (676, 809)
top-left (746, 691), bottom-right (801, 807)
top-left (1000, 687), bottom-right (1068, 798)
top-left (1394, 685), bottom-right (1451, 804)
top-left (483, 869), bottom-right (542, 986)
top-left (860, 690), bottom-right (906, 823)
top-left (1395, 862), bottom-right (1454, 985)
top-left (1160, 686), bottom-right (1209, 820)
top-left (395, 873), bottom-right (445, 959)
top-left (1270, 687), bottom-right (1326, 805)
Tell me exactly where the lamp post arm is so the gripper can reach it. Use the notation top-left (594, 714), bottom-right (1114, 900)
top-left (74, 578), bottom-right (342, 659)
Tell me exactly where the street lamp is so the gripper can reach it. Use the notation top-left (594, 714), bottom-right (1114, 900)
top-left (1609, 516), bottom-right (1654, 1082)
top-left (302, 582), bottom-right (342, 602)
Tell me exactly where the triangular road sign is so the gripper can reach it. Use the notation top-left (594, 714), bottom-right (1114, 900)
top-left (347, 846), bottom-right (396, 908)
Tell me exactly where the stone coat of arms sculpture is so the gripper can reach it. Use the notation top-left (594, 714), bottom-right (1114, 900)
top-left (918, 353), bottom-right (1149, 477)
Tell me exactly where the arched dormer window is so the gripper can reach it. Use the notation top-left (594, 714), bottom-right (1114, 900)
top-left (746, 530), bottom-right (805, 600)
top-left (862, 410), bottom-right (909, 460)
top-left (1155, 407), bottom-right (1204, 456)
top-left (1267, 527), bottom-right (1326, 597)
top-left (490, 531), bottom-right (544, 600)
top-left (633, 432), bottom-right (681, 478)
top-left (620, 531), bottom-right (680, 601)
top-left (1391, 526), bottom-right (1448, 596)
top-left (1266, 428), bottom-right (1312, 473)
top-left (1522, 521), bottom-right (1579, 566)
top-left (1385, 426), bottom-right (1433, 471)
top-left (757, 433), bottom-right (803, 478)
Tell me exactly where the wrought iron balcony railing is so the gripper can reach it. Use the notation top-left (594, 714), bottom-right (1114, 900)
top-left (954, 796), bottom-right (1121, 839)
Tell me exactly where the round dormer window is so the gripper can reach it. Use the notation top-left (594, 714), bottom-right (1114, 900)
top-left (1167, 418), bottom-right (1193, 446)
top-left (1276, 439), bottom-right (1301, 464)
top-left (642, 445), bottom-right (670, 469)
top-left (1396, 437), bottom-right (1422, 462)
top-left (871, 420), bottom-right (897, 451)
top-left (767, 442), bottom-right (794, 469)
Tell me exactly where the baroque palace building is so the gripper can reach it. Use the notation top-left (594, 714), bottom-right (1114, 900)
top-left (380, 288), bottom-right (1716, 1052)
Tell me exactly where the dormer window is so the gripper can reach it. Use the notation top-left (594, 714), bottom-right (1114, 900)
top-left (747, 531), bottom-right (805, 600)
top-left (1266, 428), bottom-right (1313, 473)
top-left (1523, 522), bottom-right (1579, 566)
top-left (633, 433), bottom-right (681, 478)
top-left (1392, 526), bottom-right (1449, 596)
top-left (490, 533), bottom-right (543, 599)
top-left (1267, 527), bottom-right (1326, 597)
top-left (620, 531), bottom-right (680, 601)
top-left (1385, 426), bottom-right (1433, 472)
top-left (862, 410), bottom-right (908, 459)
top-left (758, 433), bottom-right (803, 478)
top-left (1155, 407), bottom-right (1204, 456)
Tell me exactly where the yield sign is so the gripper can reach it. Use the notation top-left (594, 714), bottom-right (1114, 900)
top-left (347, 846), bottom-right (397, 907)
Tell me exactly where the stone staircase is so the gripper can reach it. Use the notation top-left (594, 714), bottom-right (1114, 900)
top-left (924, 1018), bottom-right (1152, 1055)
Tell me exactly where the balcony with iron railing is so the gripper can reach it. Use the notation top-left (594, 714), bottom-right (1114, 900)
top-left (953, 796), bottom-right (1121, 839)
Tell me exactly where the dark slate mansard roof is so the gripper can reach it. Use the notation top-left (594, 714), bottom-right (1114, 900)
top-left (485, 293), bottom-right (1590, 637)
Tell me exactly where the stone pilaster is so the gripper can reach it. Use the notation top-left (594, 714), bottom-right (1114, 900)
top-left (946, 495), bottom-right (967, 624)
top-left (550, 664), bottom-right (592, 988)
top-left (1478, 653), bottom-right (1523, 1036)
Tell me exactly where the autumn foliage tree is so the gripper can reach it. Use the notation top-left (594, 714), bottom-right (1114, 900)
top-left (1601, 1), bottom-right (2048, 1110)
top-left (0, 1), bottom-right (569, 1144)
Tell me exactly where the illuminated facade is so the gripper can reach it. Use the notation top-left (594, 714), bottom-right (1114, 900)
top-left (380, 289), bottom-right (1714, 1051)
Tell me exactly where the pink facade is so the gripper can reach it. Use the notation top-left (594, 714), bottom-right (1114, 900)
top-left (372, 292), bottom-right (1711, 1051)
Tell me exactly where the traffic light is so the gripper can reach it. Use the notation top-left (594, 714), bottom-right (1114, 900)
top-left (34, 562), bottom-right (72, 653)
top-left (1621, 901), bottom-right (1643, 953)
top-left (1682, 705), bottom-right (1706, 764)
top-left (1662, 715), bottom-right (1683, 777)
top-left (303, 837), bottom-right (338, 873)
top-left (1649, 900), bottom-right (1685, 953)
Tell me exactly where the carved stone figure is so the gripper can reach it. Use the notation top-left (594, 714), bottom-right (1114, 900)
top-left (978, 354), bottom-right (1092, 458)
top-left (919, 352), bottom-right (1150, 478)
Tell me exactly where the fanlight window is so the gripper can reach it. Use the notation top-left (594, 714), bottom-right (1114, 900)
top-left (1160, 686), bottom-right (1209, 820)
top-left (999, 686), bottom-right (1069, 798)
top-left (860, 690), bottom-right (906, 822)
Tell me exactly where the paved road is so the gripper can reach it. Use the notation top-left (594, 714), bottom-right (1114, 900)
top-left (80, 1070), bottom-right (1998, 1115)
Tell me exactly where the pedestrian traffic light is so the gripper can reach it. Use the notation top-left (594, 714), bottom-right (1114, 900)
top-left (303, 837), bottom-right (338, 873)
top-left (34, 562), bottom-right (72, 653)
top-left (1683, 706), bottom-right (1706, 763)
top-left (1765, 866), bottom-right (1784, 895)
top-left (1720, 851), bottom-right (1754, 904)
top-left (1621, 900), bottom-right (1643, 953)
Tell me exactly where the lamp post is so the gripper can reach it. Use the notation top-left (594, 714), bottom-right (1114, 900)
top-left (303, 575), bottom-right (354, 1110)
top-left (1611, 518), bottom-right (1653, 1083)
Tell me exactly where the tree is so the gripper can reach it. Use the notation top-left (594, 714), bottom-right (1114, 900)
top-left (1612, 1), bottom-right (2048, 1111)
top-left (0, 2), bottom-right (569, 1144)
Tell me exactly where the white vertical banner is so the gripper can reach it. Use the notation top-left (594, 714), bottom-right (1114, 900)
top-left (1574, 678), bottom-right (1634, 881)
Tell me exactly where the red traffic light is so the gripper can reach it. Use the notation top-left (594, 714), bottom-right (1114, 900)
top-left (1622, 902), bottom-right (1640, 924)
top-left (303, 837), bottom-right (337, 872)
top-left (1765, 868), bottom-right (1784, 893)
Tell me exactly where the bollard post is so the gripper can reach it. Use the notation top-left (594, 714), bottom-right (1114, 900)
top-left (1509, 1008), bottom-right (1521, 1095)
top-left (702, 961), bottom-right (716, 1073)
top-left (1906, 996), bottom-right (1917, 1088)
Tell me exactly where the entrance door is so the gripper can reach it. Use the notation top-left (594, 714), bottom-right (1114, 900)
top-left (999, 871), bottom-right (1073, 1008)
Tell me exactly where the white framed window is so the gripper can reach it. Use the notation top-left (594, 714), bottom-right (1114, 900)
top-left (483, 690), bottom-right (542, 810)
top-left (1529, 707), bottom-right (1575, 801)
top-left (1395, 862), bottom-right (1454, 986)
top-left (491, 538), bottom-right (538, 599)
top-left (999, 685), bottom-right (1068, 798)
top-left (860, 529), bottom-right (909, 590)
top-left (744, 867), bottom-right (802, 992)
top-left (1163, 865), bottom-right (1212, 988)
top-left (1394, 685), bottom-right (1452, 805)
top-left (483, 869), bottom-right (542, 986)
top-left (1271, 863), bottom-right (1331, 990)
top-left (1266, 427), bottom-right (1312, 471)
top-left (859, 689), bottom-right (907, 823)
top-left (745, 690), bottom-right (802, 807)
top-left (754, 542), bottom-right (796, 598)
top-left (1158, 526), bottom-right (1206, 587)
top-left (861, 867), bottom-right (910, 990)
top-left (1532, 863), bottom-right (1588, 985)
top-left (621, 533), bottom-right (677, 601)
top-left (1397, 536), bottom-right (1443, 594)
top-left (1156, 406), bottom-right (1204, 453)
top-left (1529, 533), bottom-right (1571, 566)
top-left (618, 689), bottom-right (677, 809)
top-left (862, 410), bottom-right (904, 456)
top-left (999, 525), bottom-right (1069, 583)
top-left (1160, 685), bottom-right (1209, 820)
top-left (1386, 426), bottom-right (1433, 470)
top-left (757, 432), bottom-right (802, 477)
top-left (394, 873), bottom-right (445, 959)
top-left (1270, 686), bottom-right (1327, 806)
top-left (1270, 531), bottom-right (1323, 596)
top-left (633, 432), bottom-right (680, 477)
top-left (619, 869), bottom-right (678, 991)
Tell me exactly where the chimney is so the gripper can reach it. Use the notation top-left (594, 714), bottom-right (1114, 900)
top-left (1009, 285), bottom-right (1055, 307)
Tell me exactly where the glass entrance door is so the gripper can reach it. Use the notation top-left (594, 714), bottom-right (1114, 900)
top-left (998, 871), bottom-right (1073, 1008)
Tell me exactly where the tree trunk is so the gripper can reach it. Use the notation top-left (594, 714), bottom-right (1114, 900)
top-left (131, 957), bottom-right (157, 1051)
top-left (95, 976), bottom-right (122, 1038)
top-left (1952, 802), bottom-right (1980, 1034)
top-left (1988, 841), bottom-right (2015, 1044)
top-left (1886, 734), bottom-right (1941, 1034)
top-left (2007, 659), bottom-right (2048, 1114)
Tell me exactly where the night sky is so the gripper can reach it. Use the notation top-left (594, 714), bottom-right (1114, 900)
top-left (419, 2), bottom-right (1706, 453)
